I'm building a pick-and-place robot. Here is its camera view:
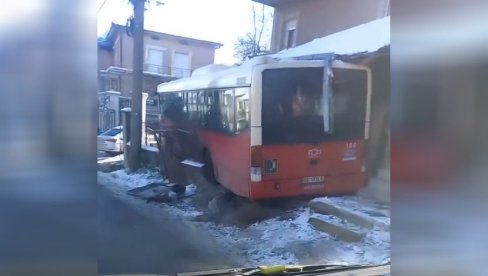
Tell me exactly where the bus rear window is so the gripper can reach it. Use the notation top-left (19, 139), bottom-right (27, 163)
top-left (262, 67), bottom-right (367, 145)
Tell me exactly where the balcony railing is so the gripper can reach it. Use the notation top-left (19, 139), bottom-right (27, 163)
top-left (143, 64), bottom-right (192, 78)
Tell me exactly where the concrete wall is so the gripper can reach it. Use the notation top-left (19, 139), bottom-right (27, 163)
top-left (355, 53), bottom-right (390, 204)
top-left (365, 54), bottom-right (390, 178)
top-left (270, 0), bottom-right (390, 52)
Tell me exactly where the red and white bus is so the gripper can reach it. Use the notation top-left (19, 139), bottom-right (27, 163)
top-left (157, 57), bottom-right (371, 199)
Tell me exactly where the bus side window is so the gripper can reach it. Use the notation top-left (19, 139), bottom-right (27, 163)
top-left (162, 92), bottom-right (196, 128)
top-left (159, 94), bottom-right (166, 115)
top-left (235, 87), bottom-right (250, 132)
top-left (197, 90), bottom-right (206, 125)
top-left (177, 92), bottom-right (187, 114)
top-left (160, 94), bottom-right (176, 115)
top-left (186, 91), bottom-right (192, 119)
top-left (158, 94), bottom-right (164, 114)
top-left (188, 91), bottom-right (199, 121)
top-left (219, 89), bottom-right (235, 133)
top-left (204, 90), bottom-right (222, 130)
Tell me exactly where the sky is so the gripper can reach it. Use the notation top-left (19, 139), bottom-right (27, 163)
top-left (97, 0), bottom-right (274, 65)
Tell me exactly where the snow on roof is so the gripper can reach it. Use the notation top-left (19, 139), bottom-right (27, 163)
top-left (158, 55), bottom-right (344, 93)
top-left (157, 60), bottom-right (258, 93)
top-left (157, 18), bottom-right (388, 93)
top-left (272, 16), bottom-right (390, 59)
top-left (191, 64), bottom-right (232, 76)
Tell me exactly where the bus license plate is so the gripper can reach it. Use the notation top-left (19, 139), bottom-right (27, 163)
top-left (302, 176), bottom-right (325, 184)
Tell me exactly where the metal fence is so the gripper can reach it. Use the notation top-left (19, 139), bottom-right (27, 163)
top-left (98, 109), bottom-right (115, 133)
top-left (118, 97), bottom-right (131, 123)
top-left (142, 122), bottom-right (160, 148)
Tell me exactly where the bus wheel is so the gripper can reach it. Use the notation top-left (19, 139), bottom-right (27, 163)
top-left (203, 151), bottom-right (218, 185)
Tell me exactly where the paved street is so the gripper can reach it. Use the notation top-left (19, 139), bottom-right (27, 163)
top-left (97, 184), bottom-right (238, 275)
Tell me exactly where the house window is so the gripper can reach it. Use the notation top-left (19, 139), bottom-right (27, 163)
top-left (283, 19), bottom-right (297, 49)
top-left (145, 46), bottom-right (166, 74)
top-left (110, 77), bottom-right (119, 91)
top-left (173, 52), bottom-right (191, 78)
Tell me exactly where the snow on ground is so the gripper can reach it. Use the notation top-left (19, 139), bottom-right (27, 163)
top-left (97, 154), bottom-right (124, 164)
top-left (98, 168), bottom-right (160, 189)
top-left (142, 145), bottom-right (159, 152)
top-left (98, 169), bottom-right (390, 267)
top-left (314, 196), bottom-right (391, 226)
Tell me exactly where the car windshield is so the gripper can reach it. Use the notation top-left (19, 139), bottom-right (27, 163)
top-left (101, 128), bottom-right (122, 137)
top-left (94, 1), bottom-right (390, 275)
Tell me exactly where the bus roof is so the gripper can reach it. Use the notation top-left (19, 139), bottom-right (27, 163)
top-left (157, 59), bottom-right (259, 93)
top-left (156, 57), bottom-right (365, 93)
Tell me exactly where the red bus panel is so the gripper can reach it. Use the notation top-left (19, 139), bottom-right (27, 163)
top-left (198, 128), bottom-right (366, 199)
top-left (250, 140), bottom-right (365, 199)
top-left (197, 128), bottom-right (251, 197)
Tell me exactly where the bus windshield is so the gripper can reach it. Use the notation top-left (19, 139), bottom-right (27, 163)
top-left (262, 67), bottom-right (367, 145)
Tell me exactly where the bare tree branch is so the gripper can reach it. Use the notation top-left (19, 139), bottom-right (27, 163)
top-left (234, 4), bottom-right (270, 61)
top-left (256, 4), bottom-right (265, 46)
top-left (252, 5), bottom-right (257, 42)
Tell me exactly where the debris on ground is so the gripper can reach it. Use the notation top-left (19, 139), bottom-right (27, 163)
top-left (127, 181), bottom-right (198, 203)
top-left (98, 169), bottom-right (390, 267)
top-left (308, 216), bottom-right (364, 242)
top-left (309, 200), bottom-right (377, 229)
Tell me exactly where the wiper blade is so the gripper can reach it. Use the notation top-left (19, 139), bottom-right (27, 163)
top-left (176, 263), bottom-right (390, 276)
top-left (244, 264), bottom-right (388, 276)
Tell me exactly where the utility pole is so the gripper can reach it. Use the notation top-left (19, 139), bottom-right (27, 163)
top-left (128, 0), bottom-right (145, 171)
